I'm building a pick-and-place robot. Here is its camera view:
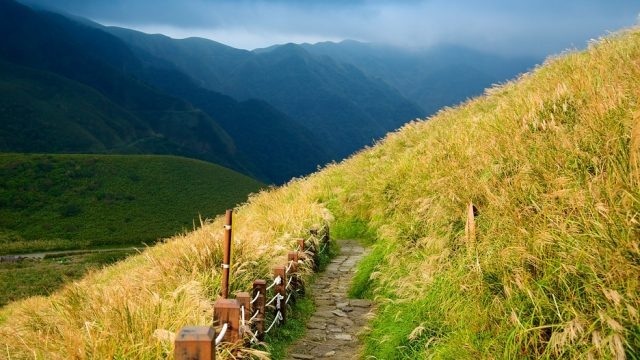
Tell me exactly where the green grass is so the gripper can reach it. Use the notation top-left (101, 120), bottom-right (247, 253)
top-left (348, 239), bottom-right (390, 299)
top-left (263, 297), bottom-right (316, 359)
top-left (0, 153), bottom-right (264, 254)
top-left (0, 250), bottom-right (134, 307)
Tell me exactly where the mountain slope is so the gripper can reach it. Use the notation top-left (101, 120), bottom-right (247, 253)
top-left (221, 44), bottom-right (424, 158)
top-left (0, 0), bottom-right (245, 171)
top-left (106, 28), bottom-right (424, 159)
top-left (0, 154), bottom-right (263, 255)
top-left (300, 40), bottom-right (541, 114)
top-left (0, 60), bottom-right (144, 153)
top-left (1, 27), bottom-right (637, 359)
top-left (133, 63), bottom-right (329, 183)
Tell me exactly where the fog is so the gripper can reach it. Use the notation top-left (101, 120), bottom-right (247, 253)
top-left (23, 0), bottom-right (640, 55)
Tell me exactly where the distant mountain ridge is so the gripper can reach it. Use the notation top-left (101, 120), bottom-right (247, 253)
top-left (297, 40), bottom-right (541, 114)
top-left (0, 0), bottom-right (328, 183)
top-left (1, 0), bottom-right (540, 184)
top-left (105, 27), bottom-right (425, 160)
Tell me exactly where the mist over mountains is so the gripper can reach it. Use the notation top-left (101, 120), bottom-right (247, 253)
top-left (1, 0), bottom-right (541, 183)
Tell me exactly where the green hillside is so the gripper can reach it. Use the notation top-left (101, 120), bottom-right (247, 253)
top-left (0, 154), bottom-right (263, 255)
top-left (0, 60), bottom-right (145, 153)
top-left (0, 28), bottom-right (638, 359)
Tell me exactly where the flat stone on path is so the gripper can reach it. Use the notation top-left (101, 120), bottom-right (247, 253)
top-left (292, 354), bottom-right (315, 360)
top-left (285, 240), bottom-right (372, 360)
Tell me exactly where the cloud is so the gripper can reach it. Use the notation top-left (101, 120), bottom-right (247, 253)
top-left (22, 0), bottom-right (640, 55)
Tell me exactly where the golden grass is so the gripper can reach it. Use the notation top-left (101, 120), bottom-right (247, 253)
top-left (2, 28), bottom-right (640, 359)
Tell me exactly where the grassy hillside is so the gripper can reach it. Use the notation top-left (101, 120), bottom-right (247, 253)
top-left (0, 60), bottom-right (145, 153)
top-left (0, 28), bottom-right (639, 359)
top-left (0, 154), bottom-right (263, 255)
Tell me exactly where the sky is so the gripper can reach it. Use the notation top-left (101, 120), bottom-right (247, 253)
top-left (22, 0), bottom-right (640, 56)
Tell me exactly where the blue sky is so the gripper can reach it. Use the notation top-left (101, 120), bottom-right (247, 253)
top-left (23, 0), bottom-right (640, 55)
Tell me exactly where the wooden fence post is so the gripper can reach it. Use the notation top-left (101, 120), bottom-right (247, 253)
top-left (221, 210), bottom-right (233, 299)
top-left (322, 225), bottom-right (330, 249)
top-left (287, 251), bottom-right (303, 297)
top-left (235, 292), bottom-right (250, 340)
top-left (309, 229), bottom-right (319, 271)
top-left (252, 280), bottom-right (266, 340)
top-left (175, 326), bottom-right (215, 360)
top-left (273, 265), bottom-right (287, 324)
top-left (213, 299), bottom-right (240, 343)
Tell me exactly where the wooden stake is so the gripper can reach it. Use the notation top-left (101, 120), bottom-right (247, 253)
top-left (213, 299), bottom-right (240, 343)
top-left (221, 209), bottom-right (232, 298)
top-left (235, 292), bottom-right (251, 340)
top-left (252, 280), bottom-right (266, 340)
top-left (175, 326), bottom-right (215, 360)
top-left (273, 265), bottom-right (287, 324)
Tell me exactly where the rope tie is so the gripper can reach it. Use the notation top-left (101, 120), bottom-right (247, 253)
top-left (246, 327), bottom-right (260, 344)
top-left (250, 291), bottom-right (260, 304)
top-left (264, 311), bottom-right (283, 334)
top-left (214, 323), bottom-right (228, 345)
top-left (240, 305), bottom-right (246, 328)
top-left (266, 276), bottom-right (281, 291)
top-left (265, 293), bottom-right (284, 307)
top-left (250, 309), bottom-right (260, 322)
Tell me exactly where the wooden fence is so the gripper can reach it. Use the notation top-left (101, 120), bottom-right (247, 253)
top-left (174, 210), bottom-right (330, 359)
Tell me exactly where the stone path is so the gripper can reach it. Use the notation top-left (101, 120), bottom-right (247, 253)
top-left (286, 240), bottom-right (372, 360)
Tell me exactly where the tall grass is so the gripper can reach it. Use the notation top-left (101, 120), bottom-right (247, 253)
top-left (1, 28), bottom-right (639, 359)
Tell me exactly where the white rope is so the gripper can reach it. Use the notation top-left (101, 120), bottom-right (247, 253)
top-left (241, 305), bottom-right (246, 328)
top-left (215, 323), bottom-right (228, 345)
top-left (250, 291), bottom-right (261, 304)
top-left (285, 260), bottom-right (294, 273)
top-left (265, 293), bottom-right (284, 307)
top-left (319, 242), bottom-right (328, 253)
top-left (264, 311), bottom-right (283, 334)
top-left (285, 293), bottom-right (292, 304)
top-left (266, 276), bottom-right (281, 291)
top-left (286, 276), bottom-right (293, 289)
top-left (250, 309), bottom-right (260, 322)
top-left (247, 327), bottom-right (260, 344)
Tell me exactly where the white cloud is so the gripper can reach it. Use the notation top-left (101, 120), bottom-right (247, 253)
top-left (104, 23), bottom-right (345, 49)
top-left (26, 0), bottom-right (640, 55)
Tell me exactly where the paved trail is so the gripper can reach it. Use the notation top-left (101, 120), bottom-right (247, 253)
top-left (287, 240), bottom-right (372, 360)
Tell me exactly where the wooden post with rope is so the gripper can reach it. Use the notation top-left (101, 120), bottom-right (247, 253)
top-left (273, 265), bottom-right (287, 324)
top-left (252, 280), bottom-right (266, 340)
top-left (235, 292), bottom-right (251, 340)
top-left (213, 299), bottom-right (240, 343)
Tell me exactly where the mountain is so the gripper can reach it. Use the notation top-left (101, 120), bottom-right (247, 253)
top-left (2, 27), bottom-right (637, 359)
top-left (105, 28), bottom-right (425, 159)
top-left (299, 40), bottom-right (541, 114)
top-left (0, 0), bottom-right (242, 169)
top-left (0, 60), bottom-right (144, 153)
top-left (0, 0), bottom-right (327, 183)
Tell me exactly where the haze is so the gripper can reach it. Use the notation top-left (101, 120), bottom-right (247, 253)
top-left (22, 0), bottom-right (640, 55)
